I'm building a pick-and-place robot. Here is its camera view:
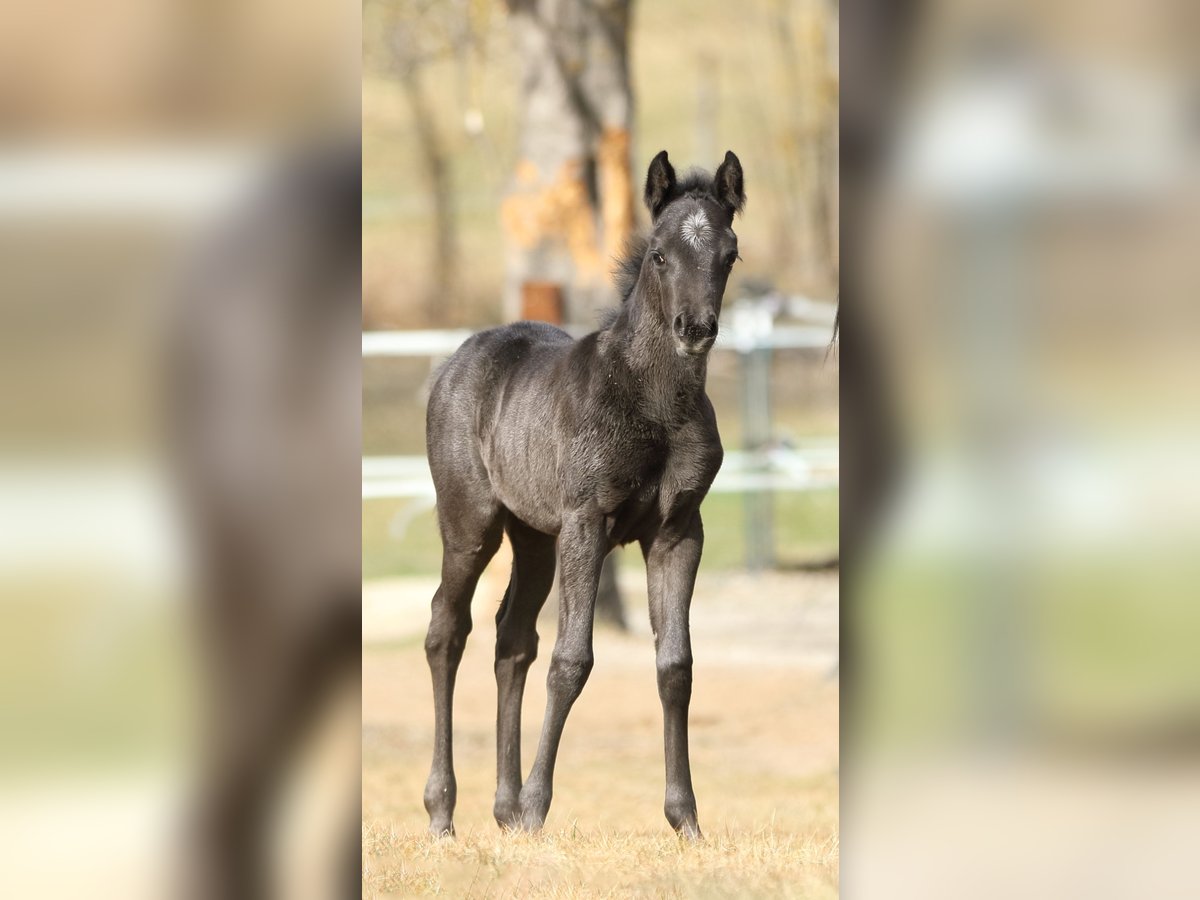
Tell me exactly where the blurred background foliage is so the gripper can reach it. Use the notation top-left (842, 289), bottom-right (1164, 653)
top-left (362, 0), bottom-right (839, 329)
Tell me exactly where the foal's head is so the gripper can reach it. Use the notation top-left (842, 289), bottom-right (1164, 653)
top-left (640, 150), bottom-right (745, 357)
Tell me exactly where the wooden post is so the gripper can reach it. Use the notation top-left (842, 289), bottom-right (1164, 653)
top-left (520, 281), bottom-right (565, 324)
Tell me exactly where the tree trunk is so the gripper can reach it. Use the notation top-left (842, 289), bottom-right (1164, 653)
top-left (501, 0), bottom-right (634, 324)
top-left (773, 0), bottom-right (837, 295)
top-left (400, 70), bottom-right (457, 323)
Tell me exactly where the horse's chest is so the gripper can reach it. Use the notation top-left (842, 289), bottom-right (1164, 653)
top-left (598, 447), bottom-right (712, 544)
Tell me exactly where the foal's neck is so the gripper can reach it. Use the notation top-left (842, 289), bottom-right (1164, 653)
top-left (604, 283), bottom-right (708, 423)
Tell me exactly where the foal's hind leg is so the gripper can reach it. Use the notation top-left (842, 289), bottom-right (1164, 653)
top-left (424, 495), bottom-right (504, 836)
top-left (492, 518), bottom-right (556, 828)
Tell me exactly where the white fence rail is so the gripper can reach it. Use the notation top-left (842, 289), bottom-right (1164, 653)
top-left (361, 301), bottom-right (836, 360)
top-left (361, 445), bottom-right (838, 500)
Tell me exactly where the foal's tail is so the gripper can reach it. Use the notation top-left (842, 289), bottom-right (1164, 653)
top-left (824, 299), bottom-right (840, 365)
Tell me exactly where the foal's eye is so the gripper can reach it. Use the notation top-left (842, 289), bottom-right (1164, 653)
top-left (723, 250), bottom-right (739, 269)
top-left (651, 250), bottom-right (666, 266)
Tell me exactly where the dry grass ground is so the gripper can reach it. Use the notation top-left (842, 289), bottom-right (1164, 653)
top-left (362, 568), bottom-right (839, 898)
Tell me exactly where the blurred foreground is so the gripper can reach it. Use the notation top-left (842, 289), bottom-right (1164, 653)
top-left (0, 0), bottom-right (360, 873)
top-left (845, 0), bottom-right (1200, 896)
top-left (0, 141), bottom-right (362, 899)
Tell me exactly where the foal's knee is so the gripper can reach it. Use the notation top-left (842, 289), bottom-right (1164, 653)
top-left (547, 649), bottom-right (593, 698)
top-left (656, 654), bottom-right (693, 707)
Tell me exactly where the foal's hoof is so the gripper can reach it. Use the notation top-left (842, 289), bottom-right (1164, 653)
top-left (666, 800), bottom-right (703, 842)
top-left (493, 798), bottom-right (521, 831)
top-left (427, 820), bottom-right (455, 839)
top-left (515, 785), bottom-right (550, 833)
top-left (515, 806), bottom-right (547, 833)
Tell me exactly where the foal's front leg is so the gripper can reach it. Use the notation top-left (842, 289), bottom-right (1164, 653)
top-left (517, 511), bottom-right (608, 831)
top-left (644, 512), bottom-right (704, 840)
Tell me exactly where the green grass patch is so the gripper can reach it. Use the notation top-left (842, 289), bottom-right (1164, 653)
top-left (362, 499), bottom-right (443, 580)
top-left (363, 486), bottom-right (838, 579)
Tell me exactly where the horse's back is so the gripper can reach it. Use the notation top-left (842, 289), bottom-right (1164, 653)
top-left (427, 321), bottom-right (571, 423)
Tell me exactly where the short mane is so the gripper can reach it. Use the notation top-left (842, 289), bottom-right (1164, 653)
top-left (674, 167), bottom-right (717, 202)
top-left (612, 233), bottom-right (649, 306)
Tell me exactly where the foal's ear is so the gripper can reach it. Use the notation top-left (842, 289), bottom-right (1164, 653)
top-left (643, 150), bottom-right (677, 220)
top-left (713, 150), bottom-right (745, 216)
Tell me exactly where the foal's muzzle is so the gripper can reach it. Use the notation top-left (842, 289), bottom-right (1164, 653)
top-left (672, 312), bottom-right (718, 357)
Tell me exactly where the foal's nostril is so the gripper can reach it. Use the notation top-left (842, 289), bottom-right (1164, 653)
top-left (674, 313), bottom-right (718, 344)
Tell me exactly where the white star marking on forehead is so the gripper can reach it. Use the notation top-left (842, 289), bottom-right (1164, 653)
top-left (680, 209), bottom-right (711, 251)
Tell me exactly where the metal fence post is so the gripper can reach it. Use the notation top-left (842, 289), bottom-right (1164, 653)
top-left (741, 343), bottom-right (774, 570)
top-left (734, 302), bottom-right (776, 571)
